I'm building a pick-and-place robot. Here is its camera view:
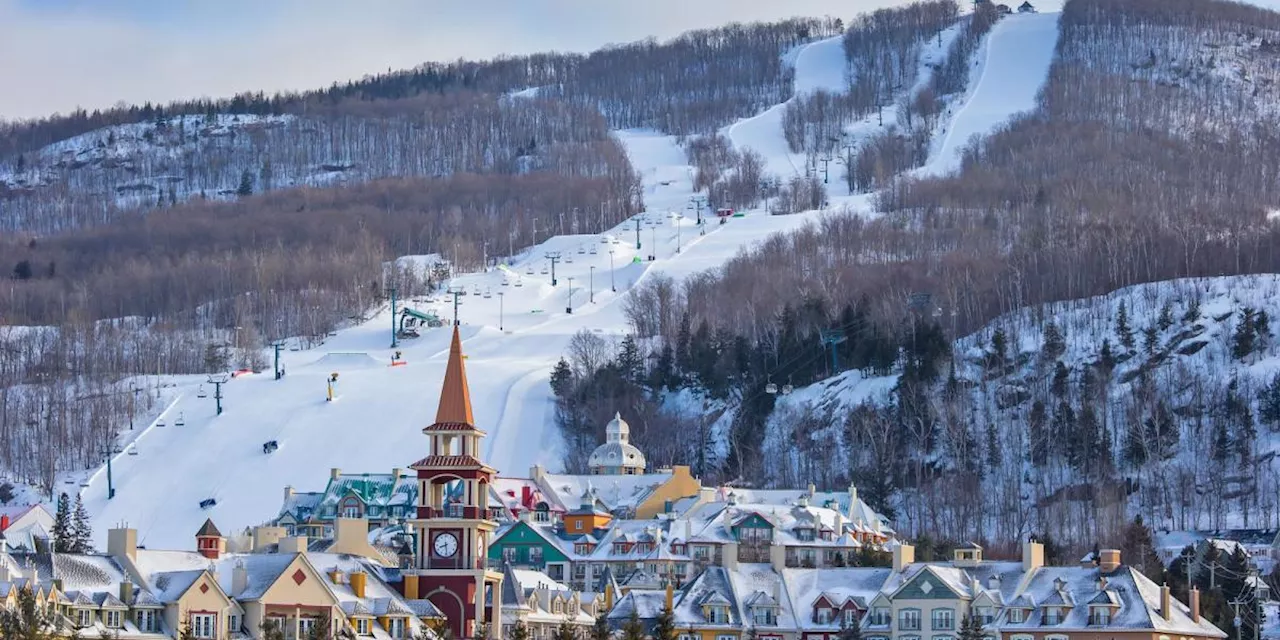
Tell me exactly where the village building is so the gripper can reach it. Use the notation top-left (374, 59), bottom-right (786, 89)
top-left (589, 413), bottom-right (647, 475)
top-left (498, 565), bottom-right (602, 640)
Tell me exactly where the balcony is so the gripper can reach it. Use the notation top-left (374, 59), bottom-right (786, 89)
top-left (417, 505), bottom-right (484, 520)
top-left (418, 557), bottom-right (490, 571)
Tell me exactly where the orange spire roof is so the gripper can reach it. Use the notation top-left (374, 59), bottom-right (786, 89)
top-left (435, 326), bottom-right (474, 425)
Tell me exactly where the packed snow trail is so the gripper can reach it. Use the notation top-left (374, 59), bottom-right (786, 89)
top-left (920, 11), bottom-right (1061, 176)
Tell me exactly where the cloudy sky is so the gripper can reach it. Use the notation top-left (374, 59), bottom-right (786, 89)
top-left (0, 0), bottom-right (931, 121)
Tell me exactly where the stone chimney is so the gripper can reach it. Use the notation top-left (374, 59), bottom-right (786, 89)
top-left (530, 464), bottom-right (546, 484)
top-left (1022, 540), bottom-right (1044, 571)
top-left (283, 485), bottom-right (295, 504)
top-left (392, 468), bottom-right (403, 479)
top-left (119, 579), bottom-right (134, 605)
top-left (403, 575), bottom-right (420, 600)
top-left (1160, 584), bottom-right (1172, 621)
top-left (328, 568), bottom-right (343, 584)
top-left (1190, 587), bottom-right (1201, 623)
top-left (331, 468), bottom-right (342, 480)
top-left (232, 561), bottom-right (248, 597)
top-left (279, 536), bottom-right (308, 554)
top-left (848, 483), bottom-right (859, 508)
top-left (108, 528), bottom-right (138, 562)
top-left (1098, 549), bottom-right (1121, 573)
top-left (893, 544), bottom-right (915, 572)
top-left (665, 581), bottom-right (674, 610)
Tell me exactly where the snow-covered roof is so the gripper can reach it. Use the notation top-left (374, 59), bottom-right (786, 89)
top-left (151, 569), bottom-right (207, 603)
top-left (540, 471), bottom-right (672, 514)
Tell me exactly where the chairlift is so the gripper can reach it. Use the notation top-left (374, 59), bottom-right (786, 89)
top-left (113, 445), bottom-right (124, 454)
top-left (565, 255), bottom-right (574, 263)
top-left (526, 266), bottom-right (534, 275)
top-left (197, 385), bottom-right (207, 399)
top-left (590, 246), bottom-right (598, 255)
top-left (514, 279), bottom-right (524, 288)
top-left (577, 246), bottom-right (586, 255)
top-left (79, 480), bottom-right (90, 488)
top-left (502, 279), bottom-right (510, 286)
top-left (541, 267), bottom-right (549, 275)
top-left (127, 446), bottom-right (139, 456)
top-left (175, 412), bottom-right (185, 427)
top-left (600, 237), bottom-right (609, 244)
top-left (781, 384), bottom-right (794, 395)
top-left (765, 376), bottom-right (778, 395)
top-left (156, 419), bottom-right (166, 427)
top-left (483, 289), bottom-right (492, 299)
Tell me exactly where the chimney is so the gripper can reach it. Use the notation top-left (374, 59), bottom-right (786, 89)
top-left (797, 494), bottom-right (809, 508)
top-left (1190, 587), bottom-right (1201, 623)
top-left (770, 542), bottom-right (786, 573)
top-left (1, 515), bottom-right (10, 532)
top-left (107, 528), bottom-right (138, 562)
top-left (518, 509), bottom-right (532, 523)
top-left (1098, 549), bottom-right (1121, 573)
top-left (849, 483), bottom-right (859, 508)
top-left (283, 485), bottom-right (295, 504)
top-left (331, 468), bottom-right (342, 480)
top-left (404, 575), bottom-right (419, 600)
top-left (328, 569), bottom-right (343, 585)
top-left (987, 575), bottom-right (1001, 590)
top-left (1022, 540), bottom-right (1044, 571)
top-left (665, 581), bottom-right (674, 610)
top-left (232, 561), bottom-right (248, 597)
top-left (279, 536), bottom-right (308, 554)
top-left (530, 464), bottom-right (546, 484)
top-left (350, 571), bottom-right (367, 599)
top-left (723, 541), bottom-right (739, 570)
top-left (119, 579), bottom-right (134, 605)
top-left (392, 468), bottom-right (403, 479)
top-left (893, 544), bottom-right (915, 572)
top-left (1160, 584), bottom-right (1171, 621)
top-left (0, 565), bottom-right (10, 583)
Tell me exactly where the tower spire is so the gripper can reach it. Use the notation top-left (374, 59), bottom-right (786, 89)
top-left (435, 326), bottom-right (474, 425)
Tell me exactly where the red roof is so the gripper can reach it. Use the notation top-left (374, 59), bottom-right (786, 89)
top-left (422, 422), bottom-right (487, 435)
top-left (409, 455), bottom-right (493, 471)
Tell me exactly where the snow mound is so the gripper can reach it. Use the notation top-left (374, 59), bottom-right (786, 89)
top-left (308, 352), bottom-right (383, 370)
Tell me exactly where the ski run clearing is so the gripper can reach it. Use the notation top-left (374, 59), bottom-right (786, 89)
top-left (70, 6), bottom-right (1075, 549)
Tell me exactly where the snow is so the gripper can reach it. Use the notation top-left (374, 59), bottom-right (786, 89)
top-left (919, 11), bottom-right (1062, 176)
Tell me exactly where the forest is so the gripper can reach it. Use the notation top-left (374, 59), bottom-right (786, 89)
top-left (553, 0), bottom-right (1280, 561)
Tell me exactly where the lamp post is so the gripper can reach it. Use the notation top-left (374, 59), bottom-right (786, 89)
top-left (498, 292), bottom-right (505, 332)
top-left (589, 266), bottom-right (595, 304)
top-left (649, 222), bottom-right (657, 261)
top-left (566, 277), bottom-right (575, 314)
top-left (608, 249), bottom-right (616, 292)
top-left (675, 214), bottom-right (683, 254)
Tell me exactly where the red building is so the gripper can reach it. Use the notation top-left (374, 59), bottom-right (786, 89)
top-left (407, 327), bottom-right (504, 639)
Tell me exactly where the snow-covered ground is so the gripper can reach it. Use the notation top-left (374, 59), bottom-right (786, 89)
top-left (918, 10), bottom-right (1061, 176)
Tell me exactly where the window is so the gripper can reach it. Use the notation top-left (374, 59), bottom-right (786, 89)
top-left (693, 546), bottom-right (710, 560)
top-left (717, 635), bottom-right (736, 640)
top-left (871, 608), bottom-right (891, 626)
top-left (76, 610), bottom-right (92, 628)
top-left (389, 618), bottom-right (406, 639)
top-left (298, 618), bottom-right (317, 638)
top-left (530, 547), bottom-right (543, 564)
top-left (932, 635), bottom-right (953, 640)
top-left (796, 528), bottom-right (815, 541)
top-left (974, 607), bottom-right (993, 625)
top-left (191, 613), bottom-right (216, 639)
top-left (753, 607), bottom-right (777, 626)
top-left (574, 563), bottom-right (587, 579)
top-left (343, 505), bottom-right (360, 518)
top-left (548, 564), bottom-right (565, 581)
top-left (554, 600), bottom-right (563, 614)
top-left (356, 619), bottom-right (370, 636)
top-left (105, 611), bottom-right (121, 628)
top-left (899, 609), bottom-right (921, 631)
top-left (843, 609), bottom-right (858, 627)
top-left (817, 607), bottom-right (833, 624)
top-left (227, 615), bottom-right (240, 634)
top-left (932, 608), bottom-right (954, 630)
top-left (1008, 609), bottom-right (1026, 624)
top-left (1043, 608), bottom-right (1062, 625)
top-left (1089, 607), bottom-right (1112, 626)
top-left (706, 606), bottom-right (730, 624)
top-left (136, 610), bottom-right (156, 633)
top-left (680, 634), bottom-right (698, 640)
top-left (672, 544), bottom-right (687, 554)
top-left (533, 508), bottom-right (551, 523)
top-left (503, 547), bottom-right (518, 563)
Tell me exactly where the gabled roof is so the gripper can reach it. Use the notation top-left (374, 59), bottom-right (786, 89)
top-left (196, 518), bottom-right (222, 538)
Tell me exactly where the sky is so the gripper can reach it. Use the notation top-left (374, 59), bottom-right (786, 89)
top-left (0, 0), bottom-right (929, 121)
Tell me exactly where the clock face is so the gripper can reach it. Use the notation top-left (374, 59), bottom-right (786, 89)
top-left (433, 532), bottom-right (459, 558)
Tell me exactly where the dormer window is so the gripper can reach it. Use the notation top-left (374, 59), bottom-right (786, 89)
top-left (77, 610), bottom-right (92, 628)
top-left (672, 543), bottom-right (687, 554)
top-left (705, 606), bottom-right (730, 624)
top-left (553, 600), bottom-right (563, 614)
top-left (1008, 609), bottom-right (1027, 624)
top-left (796, 528), bottom-right (815, 542)
top-left (817, 608), bottom-right (833, 624)
top-left (1088, 607), bottom-right (1112, 626)
top-left (871, 608), bottom-right (891, 626)
top-left (843, 609), bottom-right (858, 627)
top-left (974, 606), bottom-right (994, 625)
top-left (636, 543), bottom-right (653, 554)
top-left (1043, 607), bottom-right (1063, 625)
top-left (753, 607), bottom-right (777, 626)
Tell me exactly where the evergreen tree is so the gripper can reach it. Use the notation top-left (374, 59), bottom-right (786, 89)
top-left (51, 492), bottom-right (71, 553)
top-left (260, 620), bottom-right (286, 640)
top-left (1258, 375), bottom-right (1280, 429)
top-left (616, 335), bottom-right (644, 385)
top-left (0, 482), bottom-right (15, 505)
top-left (237, 169), bottom-right (255, 197)
top-left (1028, 400), bottom-right (1048, 466)
top-left (70, 493), bottom-right (93, 553)
top-left (621, 611), bottom-right (645, 640)
top-left (1098, 339), bottom-right (1116, 373)
top-left (1211, 418), bottom-right (1232, 464)
top-left (509, 622), bottom-right (531, 640)
top-left (1182, 296), bottom-right (1201, 324)
top-left (1157, 300), bottom-right (1175, 332)
top-left (260, 159), bottom-right (275, 192)
top-left (985, 421), bottom-right (1000, 471)
top-left (1142, 325), bottom-right (1158, 354)
top-left (555, 619), bottom-right (579, 640)
top-left (306, 615), bottom-right (331, 640)
top-left (1041, 321), bottom-right (1065, 362)
top-left (591, 613), bottom-right (610, 640)
top-left (15, 154), bottom-right (25, 174)
top-left (1116, 301), bottom-right (1134, 351)
top-left (675, 312), bottom-right (693, 376)
top-left (1232, 307), bottom-right (1258, 360)
top-left (988, 329), bottom-right (1008, 371)
top-left (958, 613), bottom-right (984, 640)
top-left (652, 603), bottom-right (677, 640)
top-left (1050, 361), bottom-right (1069, 398)
top-left (838, 617), bottom-right (862, 640)
top-left (1119, 516), bottom-right (1164, 583)
top-left (0, 586), bottom-right (60, 640)
top-left (1256, 309), bottom-right (1271, 345)
top-left (550, 358), bottom-right (574, 398)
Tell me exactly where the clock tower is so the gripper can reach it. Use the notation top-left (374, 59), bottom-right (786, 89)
top-left (407, 327), bottom-right (503, 639)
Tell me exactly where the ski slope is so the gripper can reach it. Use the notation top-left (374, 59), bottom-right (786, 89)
top-left (919, 10), bottom-right (1061, 176)
top-left (82, 124), bottom-right (826, 549)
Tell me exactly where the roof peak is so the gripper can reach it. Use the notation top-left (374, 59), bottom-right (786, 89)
top-left (195, 518), bottom-right (222, 538)
top-left (434, 326), bottom-right (475, 426)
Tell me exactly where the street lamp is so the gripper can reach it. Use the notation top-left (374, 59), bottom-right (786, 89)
top-left (589, 266), bottom-right (595, 304)
top-left (608, 249), bottom-right (616, 292)
top-left (566, 278), bottom-right (575, 314)
top-left (498, 292), bottom-right (505, 332)
top-left (675, 214), bottom-right (683, 254)
top-left (649, 222), bottom-right (657, 261)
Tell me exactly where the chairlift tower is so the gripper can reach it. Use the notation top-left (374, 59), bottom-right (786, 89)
top-left (545, 252), bottom-right (562, 287)
top-left (207, 373), bottom-right (230, 416)
top-left (446, 286), bottom-right (466, 326)
top-left (272, 341), bottom-right (286, 380)
top-left (819, 330), bottom-right (847, 376)
top-left (385, 285), bottom-right (399, 349)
